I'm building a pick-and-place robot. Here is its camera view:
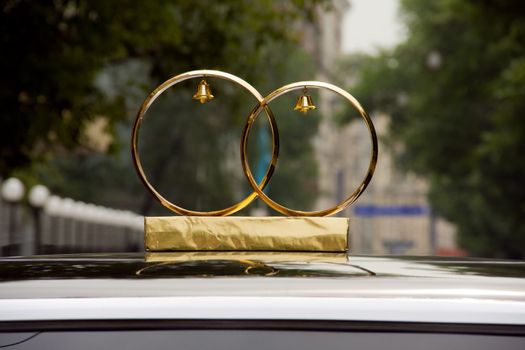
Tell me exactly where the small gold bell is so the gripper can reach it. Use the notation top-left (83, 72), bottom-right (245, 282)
top-left (193, 79), bottom-right (214, 104)
top-left (294, 89), bottom-right (316, 114)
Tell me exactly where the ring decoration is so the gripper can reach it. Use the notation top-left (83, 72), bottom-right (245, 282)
top-left (131, 70), bottom-right (279, 216)
top-left (132, 71), bottom-right (377, 217)
top-left (241, 81), bottom-right (378, 217)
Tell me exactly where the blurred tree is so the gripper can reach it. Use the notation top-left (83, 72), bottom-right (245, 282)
top-left (1, 0), bottom-right (323, 214)
top-left (341, 0), bottom-right (525, 258)
top-left (0, 0), bottom-right (318, 174)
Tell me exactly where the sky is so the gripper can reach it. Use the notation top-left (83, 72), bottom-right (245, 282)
top-left (342, 0), bottom-right (405, 54)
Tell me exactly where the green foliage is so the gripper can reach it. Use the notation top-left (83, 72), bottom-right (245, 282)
top-left (1, 0), bottom-right (317, 173)
top-left (1, 0), bottom-right (165, 173)
top-left (1, 0), bottom-right (323, 214)
top-left (342, 0), bottom-right (525, 258)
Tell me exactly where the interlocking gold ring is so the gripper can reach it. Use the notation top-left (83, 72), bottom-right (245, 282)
top-left (131, 70), bottom-right (279, 216)
top-left (240, 81), bottom-right (378, 217)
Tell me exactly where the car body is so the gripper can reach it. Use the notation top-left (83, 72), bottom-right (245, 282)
top-left (0, 253), bottom-right (525, 349)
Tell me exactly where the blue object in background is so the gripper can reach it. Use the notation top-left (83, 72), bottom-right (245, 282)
top-left (253, 126), bottom-right (272, 194)
top-left (354, 205), bottom-right (430, 217)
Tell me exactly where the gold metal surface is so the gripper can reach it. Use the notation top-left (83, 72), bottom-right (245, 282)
top-left (241, 260), bottom-right (279, 276)
top-left (145, 216), bottom-right (348, 252)
top-left (131, 70), bottom-right (279, 216)
top-left (240, 81), bottom-right (378, 217)
top-left (192, 79), bottom-right (214, 103)
top-left (133, 70), bottom-right (377, 217)
top-left (144, 251), bottom-right (348, 263)
top-left (294, 90), bottom-right (316, 113)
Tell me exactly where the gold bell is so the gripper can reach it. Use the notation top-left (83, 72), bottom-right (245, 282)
top-left (193, 79), bottom-right (214, 104)
top-left (294, 90), bottom-right (316, 114)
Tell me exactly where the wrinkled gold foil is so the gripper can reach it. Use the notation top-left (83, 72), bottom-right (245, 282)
top-left (145, 251), bottom-right (348, 263)
top-left (145, 216), bottom-right (348, 252)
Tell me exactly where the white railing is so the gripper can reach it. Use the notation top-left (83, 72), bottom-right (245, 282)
top-left (0, 177), bottom-right (144, 256)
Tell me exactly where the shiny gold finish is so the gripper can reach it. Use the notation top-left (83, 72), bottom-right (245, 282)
top-left (133, 71), bottom-right (376, 217)
top-left (135, 258), bottom-right (279, 276)
top-left (294, 89), bottom-right (316, 113)
top-left (131, 70), bottom-right (279, 216)
top-left (192, 79), bottom-right (214, 103)
top-left (240, 81), bottom-right (378, 217)
top-left (143, 251), bottom-right (348, 263)
top-left (145, 216), bottom-right (348, 252)
top-left (240, 259), bottom-right (279, 276)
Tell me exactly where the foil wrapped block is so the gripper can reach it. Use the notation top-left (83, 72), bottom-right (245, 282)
top-left (145, 216), bottom-right (348, 252)
top-left (145, 251), bottom-right (348, 263)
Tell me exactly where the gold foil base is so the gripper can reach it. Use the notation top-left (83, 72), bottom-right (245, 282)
top-left (145, 216), bottom-right (349, 252)
top-left (145, 251), bottom-right (348, 263)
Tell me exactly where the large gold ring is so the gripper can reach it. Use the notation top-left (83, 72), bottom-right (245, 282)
top-left (132, 70), bottom-right (279, 216)
top-left (240, 81), bottom-right (378, 217)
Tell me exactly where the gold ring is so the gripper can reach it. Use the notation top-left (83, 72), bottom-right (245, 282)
top-left (240, 81), bottom-right (378, 217)
top-left (240, 259), bottom-right (279, 276)
top-left (132, 70), bottom-right (279, 216)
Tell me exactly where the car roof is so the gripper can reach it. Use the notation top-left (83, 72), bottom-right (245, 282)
top-left (1, 253), bottom-right (525, 325)
top-left (1, 253), bottom-right (524, 299)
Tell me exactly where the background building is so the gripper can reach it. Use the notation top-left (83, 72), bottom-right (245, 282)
top-left (303, 0), bottom-right (460, 255)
